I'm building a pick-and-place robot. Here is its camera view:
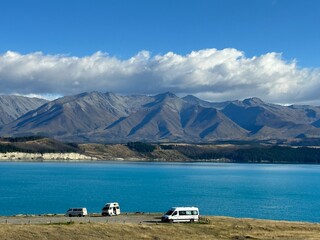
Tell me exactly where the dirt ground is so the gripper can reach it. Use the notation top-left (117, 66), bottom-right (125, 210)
top-left (1, 214), bottom-right (320, 240)
top-left (0, 213), bottom-right (160, 225)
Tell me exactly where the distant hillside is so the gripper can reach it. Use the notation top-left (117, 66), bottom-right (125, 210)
top-left (0, 92), bottom-right (320, 144)
top-left (79, 142), bottom-right (320, 164)
top-left (1, 137), bottom-right (320, 164)
top-left (0, 136), bottom-right (80, 153)
top-left (0, 95), bottom-right (47, 126)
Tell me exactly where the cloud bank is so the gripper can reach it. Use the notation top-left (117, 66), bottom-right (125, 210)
top-left (0, 48), bottom-right (320, 104)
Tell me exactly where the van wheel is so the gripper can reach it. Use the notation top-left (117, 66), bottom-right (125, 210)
top-left (169, 219), bottom-right (173, 224)
top-left (190, 219), bottom-right (194, 223)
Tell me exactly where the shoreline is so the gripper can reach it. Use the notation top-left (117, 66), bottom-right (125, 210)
top-left (1, 140), bottom-right (320, 164)
top-left (1, 156), bottom-right (320, 165)
top-left (0, 151), bottom-right (239, 163)
top-left (0, 152), bottom-right (97, 161)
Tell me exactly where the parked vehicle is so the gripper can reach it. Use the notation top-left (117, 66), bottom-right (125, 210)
top-left (65, 208), bottom-right (88, 217)
top-left (161, 207), bottom-right (199, 223)
top-left (101, 202), bottom-right (120, 216)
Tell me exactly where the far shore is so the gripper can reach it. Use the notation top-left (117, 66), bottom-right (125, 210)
top-left (0, 152), bottom-right (98, 161)
top-left (2, 138), bottom-right (320, 164)
top-left (1, 151), bottom-right (320, 164)
top-left (0, 151), bottom-right (225, 162)
top-left (0, 152), bottom-right (145, 162)
top-left (1, 149), bottom-right (320, 164)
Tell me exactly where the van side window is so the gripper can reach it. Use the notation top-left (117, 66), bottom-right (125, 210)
top-left (192, 210), bottom-right (198, 215)
top-left (186, 211), bottom-right (192, 215)
top-left (179, 211), bottom-right (186, 215)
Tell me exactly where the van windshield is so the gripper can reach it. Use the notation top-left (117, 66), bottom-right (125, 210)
top-left (165, 210), bottom-right (174, 215)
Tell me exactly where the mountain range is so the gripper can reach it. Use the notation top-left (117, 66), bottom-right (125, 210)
top-left (1, 92), bottom-right (320, 143)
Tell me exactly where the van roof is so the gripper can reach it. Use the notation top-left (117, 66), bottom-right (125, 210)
top-left (171, 207), bottom-right (198, 209)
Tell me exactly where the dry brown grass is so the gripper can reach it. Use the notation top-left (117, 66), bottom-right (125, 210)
top-left (1, 216), bottom-right (320, 240)
top-left (79, 144), bottom-right (140, 160)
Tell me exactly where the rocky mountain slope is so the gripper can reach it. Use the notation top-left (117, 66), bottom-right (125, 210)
top-left (0, 95), bottom-right (48, 126)
top-left (0, 92), bottom-right (320, 143)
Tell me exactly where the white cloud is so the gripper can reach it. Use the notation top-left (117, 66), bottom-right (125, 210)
top-left (10, 93), bottom-right (62, 101)
top-left (0, 48), bottom-right (320, 104)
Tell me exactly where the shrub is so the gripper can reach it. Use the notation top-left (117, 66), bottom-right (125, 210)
top-left (127, 142), bottom-right (156, 153)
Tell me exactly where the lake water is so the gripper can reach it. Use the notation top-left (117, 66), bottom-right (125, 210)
top-left (0, 162), bottom-right (320, 222)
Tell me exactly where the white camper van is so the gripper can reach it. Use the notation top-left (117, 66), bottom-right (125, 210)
top-left (161, 207), bottom-right (199, 223)
top-left (101, 202), bottom-right (120, 216)
top-left (65, 208), bottom-right (88, 217)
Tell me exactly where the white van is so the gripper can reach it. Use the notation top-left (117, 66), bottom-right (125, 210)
top-left (101, 202), bottom-right (120, 216)
top-left (161, 207), bottom-right (199, 223)
top-left (65, 208), bottom-right (88, 217)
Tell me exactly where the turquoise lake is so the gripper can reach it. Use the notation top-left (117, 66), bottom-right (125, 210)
top-left (0, 162), bottom-right (320, 222)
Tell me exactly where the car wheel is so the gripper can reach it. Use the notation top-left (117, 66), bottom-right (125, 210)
top-left (169, 219), bottom-right (173, 224)
top-left (78, 214), bottom-right (82, 217)
top-left (69, 214), bottom-right (72, 217)
top-left (190, 219), bottom-right (194, 223)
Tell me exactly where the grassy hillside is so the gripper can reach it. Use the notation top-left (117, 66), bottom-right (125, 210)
top-left (1, 137), bottom-right (320, 164)
top-left (1, 217), bottom-right (320, 240)
top-left (80, 142), bottom-right (320, 164)
top-left (0, 136), bottom-right (81, 154)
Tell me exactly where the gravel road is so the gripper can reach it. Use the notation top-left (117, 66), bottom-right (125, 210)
top-left (0, 213), bottom-right (163, 225)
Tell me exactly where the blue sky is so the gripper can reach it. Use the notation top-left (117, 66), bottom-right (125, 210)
top-left (1, 0), bottom-right (320, 104)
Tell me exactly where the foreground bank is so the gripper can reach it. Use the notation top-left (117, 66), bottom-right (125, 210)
top-left (1, 215), bottom-right (320, 240)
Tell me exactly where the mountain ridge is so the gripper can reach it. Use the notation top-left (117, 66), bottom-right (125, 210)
top-left (0, 92), bottom-right (320, 143)
top-left (0, 95), bottom-right (48, 126)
